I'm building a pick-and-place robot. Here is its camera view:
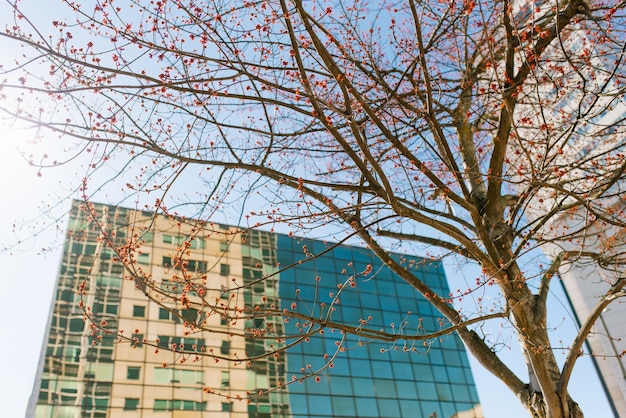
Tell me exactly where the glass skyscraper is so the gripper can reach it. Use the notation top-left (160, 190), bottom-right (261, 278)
top-left (28, 201), bottom-right (482, 417)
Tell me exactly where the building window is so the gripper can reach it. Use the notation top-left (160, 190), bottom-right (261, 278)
top-left (163, 234), bottom-right (204, 249)
top-left (154, 367), bottom-right (203, 385)
top-left (162, 256), bottom-right (206, 271)
top-left (85, 244), bottom-right (97, 255)
top-left (220, 263), bottom-right (230, 276)
top-left (69, 318), bottom-right (84, 333)
top-left (153, 399), bottom-right (206, 411)
top-left (127, 366), bottom-right (140, 380)
top-left (142, 232), bottom-right (153, 243)
top-left (221, 341), bottom-right (230, 355)
top-left (106, 303), bottom-right (118, 315)
top-left (94, 397), bottom-right (109, 411)
top-left (137, 253), bottom-right (150, 265)
top-left (159, 307), bottom-right (179, 322)
top-left (96, 275), bottom-right (122, 289)
top-left (132, 333), bottom-right (143, 348)
top-left (132, 305), bottom-right (145, 317)
top-left (180, 308), bottom-right (199, 323)
top-left (154, 368), bottom-right (170, 384)
top-left (94, 301), bottom-right (119, 316)
top-left (154, 399), bottom-right (167, 411)
top-left (192, 238), bottom-right (205, 249)
top-left (221, 371), bottom-right (230, 388)
top-left (100, 249), bottom-right (113, 260)
top-left (222, 402), bottom-right (233, 412)
top-left (124, 398), bottom-right (140, 411)
top-left (219, 241), bottom-right (229, 252)
top-left (157, 335), bottom-right (205, 351)
top-left (161, 279), bottom-right (183, 294)
top-left (186, 259), bottom-right (207, 272)
top-left (163, 235), bottom-right (185, 246)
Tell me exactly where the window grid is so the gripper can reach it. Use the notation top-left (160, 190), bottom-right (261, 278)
top-left (35, 203), bottom-right (480, 418)
top-left (276, 234), bottom-right (480, 417)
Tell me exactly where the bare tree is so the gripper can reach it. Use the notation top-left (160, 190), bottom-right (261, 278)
top-left (1, 0), bottom-right (625, 416)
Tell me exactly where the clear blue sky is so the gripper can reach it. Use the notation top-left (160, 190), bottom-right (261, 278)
top-left (0, 1), bottom-right (616, 416)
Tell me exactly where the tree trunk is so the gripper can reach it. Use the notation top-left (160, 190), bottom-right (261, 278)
top-left (512, 297), bottom-right (585, 418)
top-left (522, 389), bottom-right (584, 418)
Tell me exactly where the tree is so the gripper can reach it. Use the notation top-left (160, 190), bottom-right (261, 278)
top-left (1, 0), bottom-right (625, 416)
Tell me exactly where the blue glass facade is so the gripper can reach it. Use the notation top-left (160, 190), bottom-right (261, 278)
top-left (275, 235), bottom-right (481, 418)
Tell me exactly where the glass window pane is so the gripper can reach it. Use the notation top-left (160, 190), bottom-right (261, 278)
top-left (97, 275), bottom-right (121, 288)
top-left (159, 308), bottom-right (170, 320)
top-left (418, 380), bottom-right (437, 400)
top-left (127, 366), bottom-right (140, 380)
top-left (436, 383), bottom-right (453, 401)
top-left (303, 378), bottom-right (330, 395)
top-left (411, 363), bottom-right (433, 382)
top-left (393, 362), bottom-right (414, 380)
top-left (371, 361), bottom-right (393, 379)
top-left (307, 395), bottom-right (332, 415)
top-left (443, 349), bottom-right (462, 366)
top-left (180, 370), bottom-right (194, 384)
top-left (378, 399), bottom-right (400, 416)
top-left (450, 383), bottom-right (472, 403)
top-left (348, 359), bottom-right (372, 377)
top-left (420, 401), bottom-right (443, 418)
top-left (124, 398), bottom-right (139, 411)
top-left (395, 380), bottom-right (417, 398)
top-left (220, 264), bottom-right (230, 276)
top-left (133, 305), bottom-right (145, 317)
top-left (289, 394), bottom-right (308, 415)
top-left (69, 318), bottom-right (84, 332)
top-left (352, 377), bottom-right (375, 397)
top-left (154, 368), bottom-right (170, 384)
top-left (356, 397), bottom-right (379, 417)
top-left (330, 396), bottom-right (354, 415)
top-left (396, 399), bottom-right (421, 417)
top-left (137, 253), bottom-right (150, 265)
top-left (375, 379), bottom-right (397, 397)
top-left (192, 238), bottom-right (205, 249)
top-left (154, 399), bottom-right (167, 411)
top-left (329, 376), bottom-right (353, 395)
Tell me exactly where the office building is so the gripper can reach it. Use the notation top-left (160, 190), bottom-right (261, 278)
top-left (28, 201), bottom-right (482, 417)
top-left (506, 0), bottom-right (626, 412)
top-left (532, 105), bottom-right (626, 418)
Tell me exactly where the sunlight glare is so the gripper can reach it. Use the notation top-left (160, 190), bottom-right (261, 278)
top-left (0, 122), bottom-right (40, 180)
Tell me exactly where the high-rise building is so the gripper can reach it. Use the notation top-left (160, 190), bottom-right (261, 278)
top-left (557, 260), bottom-right (626, 418)
top-left (535, 103), bottom-right (626, 418)
top-left (28, 201), bottom-right (482, 418)
top-left (506, 1), bottom-right (626, 414)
